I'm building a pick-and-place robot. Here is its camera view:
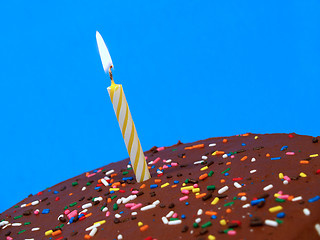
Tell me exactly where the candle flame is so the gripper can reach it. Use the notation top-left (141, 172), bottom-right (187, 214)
top-left (96, 31), bottom-right (114, 75)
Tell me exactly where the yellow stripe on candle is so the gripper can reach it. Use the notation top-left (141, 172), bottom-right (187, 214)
top-left (107, 83), bottom-right (150, 182)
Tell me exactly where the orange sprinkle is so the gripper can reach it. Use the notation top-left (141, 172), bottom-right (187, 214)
top-left (199, 173), bottom-right (208, 180)
top-left (220, 179), bottom-right (225, 183)
top-left (241, 156), bottom-right (248, 161)
top-left (158, 167), bottom-right (163, 170)
top-left (185, 144), bottom-right (205, 150)
top-left (140, 225), bottom-right (149, 231)
top-left (266, 153), bottom-right (270, 157)
top-left (215, 151), bottom-right (225, 155)
top-left (287, 196), bottom-right (294, 201)
top-left (226, 162), bottom-right (231, 165)
top-left (122, 183), bottom-right (126, 187)
top-left (205, 211), bottom-right (217, 216)
top-left (85, 172), bottom-right (90, 177)
top-left (242, 133), bottom-right (249, 136)
top-left (107, 198), bottom-right (111, 203)
top-left (98, 179), bottom-right (102, 184)
top-left (52, 230), bottom-right (62, 236)
top-left (226, 208), bottom-right (232, 213)
top-left (113, 182), bottom-right (121, 186)
top-left (223, 139), bottom-right (228, 143)
top-left (183, 155), bottom-right (186, 158)
top-left (85, 213), bottom-right (92, 218)
top-left (237, 192), bottom-right (247, 196)
top-left (140, 184), bottom-right (146, 189)
top-left (84, 234), bottom-right (91, 239)
top-left (195, 193), bottom-right (207, 199)
top-left (69, 193), bottom-right (73, 196)
top-left (148, 166), bottom-right (151, 169)
top-left (110, 173), bottom-right (117, 178)
top-left (171, 184), bottom-right (177, 188)
top-left (26, 203), bottom-right (32, 207)
top-left (300, 160), bottom-right (309, 164)
top-left (154, 179), bottom-right (162, 183)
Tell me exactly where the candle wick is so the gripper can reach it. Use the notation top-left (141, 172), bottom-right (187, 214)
top-left (109, 66), bottom-right (114, 84)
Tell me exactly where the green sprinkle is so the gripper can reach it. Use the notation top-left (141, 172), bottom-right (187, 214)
top-left (223, 228), bottom-right (234, 233)
top-left (208, 171), bottom-right (214, 177)
top-left (64, 206), bottom-right (68, 210)
top-left (221, 168), bottom-right (230, 174)
top-left (101, 206), bottom-right (106, 211)
top-left (172, 148), bottom-right (177, 151)
top-left (69, 202), bottom-right (77, 207)
top-left (111, 195), bottom-right (117, 200)
top-left (60, 224), bottom-right (65, 228)
top-left (18, 230), bottom-right (26, 234)
top-left (24, 222), bottom-right (31, 225)
top-left (185, 179), bottom-right (189, 184)
top-left (86, 182), bottom-right (92, 186)
top-left (113, 203), bottom-right (118, 211)
top-left (72, 182), bottom-right (78, 186)
top-left (276, 219), bottom-right (283, 224)
top-left (193, 222), bottom-right (199, 228)
top-left (122, 171), bottom-right (129, 175)
top-left (127, 167), bottom-right (132, 170)
top-left (233, 197), bottom-right (237, 200)
top-left (14, 205), bottom-right (19, 208)
top-left (224, 201), bottom-right (234, 207)
top-left (275, 198), bottom-right (285, 202)
top-left (207, 185), bottom-right (216, 190)
top-left (170, 218), bottom-right (180, 221)
top-left (14, 215), bottom-right (23, 220)
top-left (201, 221), bottom-right (212, 228)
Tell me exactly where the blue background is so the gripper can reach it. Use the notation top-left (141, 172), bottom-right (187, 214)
top-left (0, 1), bottom-right (319, 213)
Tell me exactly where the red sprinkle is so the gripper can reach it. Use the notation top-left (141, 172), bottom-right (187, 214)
top-left (288, 134), bottom-right (294, 138)
top-left (232, 177), bottom-right (243, 181)
top-left (316, 169), bottom-right (320, 174)
top-left (144, 237), bottom-right (153, 240)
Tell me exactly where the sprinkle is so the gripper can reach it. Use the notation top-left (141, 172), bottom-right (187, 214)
top-left (300, 160), bottom-right (309, 164)
top-left (310, 154), bottom-right (319, 158)
top-left (218, 186), bottom-right (229, 194)
top-left (220, 219), bottom-right (227, 226)
top-left (221, 168), bottom-right (230, 174)
top-left (309, 196), bottom-right (320, 203)
top-left (141, 204), bottom-right (156, 211)
top-left (179, 196), bottom-right (188, 201)
top-left (234, 182), bottom-right (242, 188)
top-left (292, 196), bottom-right (303, 202)
top-left (264, 219), bottom-right (278, 227)
top-left (250, 169), bottom-right (257, 174)
top-left (150, 184), bottom-right (158, 189)
top-left (140, 225), bottom-right (149, 231)
top-left (300, 172), bottom-right (307, 177)
top-left (315, 224), bottom-right (320, 236)
top-left (201, 221), bottom-right (212, 228)
top-left (271, 157), bottom-right (281, 160)
top-left (200, 166), bottom-right (208, 171)
top-left (162, 217), bottom-right (168, 224)
top-left (45, 230), bottom-right (53, 236)
top-left (209, 143), bottom-right (216, 147)
top-left (263, 184), bottom-right (273, 191)
top-left (303, 208), bottom-right (311, 216)
top-left (286, 152), bottom-right (295, 155)
top-left (241, 156), bottom-right (248, 161)
top-left (168, 220), bottom-right (182, 225)
top-left (211, 197), bottom-right (219, 205)
top-left (277, 212), bottom-right (285, 218)
top-left (161, 183), bottom-right (170, 188)
top-left (269, 206), bottom-right (283, 213)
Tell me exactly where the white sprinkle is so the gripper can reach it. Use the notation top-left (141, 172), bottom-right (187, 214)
top-left (222, 154), bottom-right (228, 159)
top-left (101, 178), bottom-right (109, 187)
top-left (218, 186), bottom-right (229, 194)
top-left (115, 214), bottom-right (121, 218)
top-left (116, 199), bottom-right (122, 205)
top-left (101, 206), bottom-right (108, 212)
top-left (251, 157), bottom-right (256, 162)
top-left (31, 200), bottom-right (39, 206)
top-left (202, 156), bottom-right (208, 160)
top-left (82, 187), bottom-right (86, 191)
top-left (94, 197), bottom-right (103, 202)
top-left (283, 180), bottom-right (289, 185)
top-left (166, 159), bottom-right (172, 163)
top-left (168, 220), bottom-right (182, 225)
top-left (2, 223), bottom-right (11, 229)
top-left (242, 204), bottom-right (250, 208)
top-left (241, 196), bottom-right (247, 201)
top-left (195, 218), bottom-right (201, 223)
top-left (234, 182), bottom-right (242, 189)
top-left (194, 160), bottom-right (204, 165)
top-left (118, 234), bottom-right (123, 240)
top-left (21, 204), bottom-right (26, 208)
top-left (79, 209), bottom-right (88, 215)
top-left (197, 209), bottom-right (203, 215)
top-left (209, 143), bottom-right (216, 147)
top-left (148, 161), bottom-right (154, 165)
top-left (263, 184), bottom-right (273, 191)
top-left (292, 196), bottom-right (303, 202)
top-left (141, 204), bottom-right (156, 211)
top-left (57, 214), bottom-right (64, 221)
top-left (166, 211), bottom-right (174, 218)
top-left (303, 208), bottom-right (311, 216)
top-left (265, 219), bottom-right (278, 227)
top-left (315, 223), bottom-right (320, 236)
top-left (127, 164), bottom-right (131, 168)
top-left (25, 239), bottom-right (35, 240)
top-left (152, 200), bottom-right (160, 206)
top-left (0, 221), bottom-right (9, 227)
top-left (250, 169), bottom-right (257, 174)
top-left (105, 170), bottom-right (115, 176)
top-left (162, 216), bottom-right (169, 224)
top-left (12, 223), bottom-right (22, 226)
top-left (131, 212), bottom-right (137, 215)
top-left (82, 203), bottom-right (93, 209)
top-left (86, 223), bottom-right (101, 231)
top-left (89, 227), bottom-right (98, 237)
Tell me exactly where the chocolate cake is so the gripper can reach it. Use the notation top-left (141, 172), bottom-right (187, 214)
top-left (1, 133), bottom-right (320, 240)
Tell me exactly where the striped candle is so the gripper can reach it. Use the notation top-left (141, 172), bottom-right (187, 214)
top-left (107, 82), bottom-right (151, 182)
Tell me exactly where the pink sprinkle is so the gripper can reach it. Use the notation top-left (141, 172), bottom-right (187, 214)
top-left (97, 169), bottom-right (102, 173)
top-left (34, 210), bottom-right (39, 215)
top-left (179, 196), bottom-right (189, 201)
top-left (231, 155), bottom-right (235, 159)
top-left (278, 191), bottom-right (283, 195)
top-left (64, 209), bottom-right (70, 215)
top-left (157, 147), bottom-right (165, 151)
top-left (125, 203), bottom-right (135, 208)
top-left (278, 194), bottom-right (289, 199)
top-left (283, 176), bottom-right (291, 181)
top-left (6, 237), bottom-right (13, 240)
top-left (163, 165), bottom-right (169, 169)
top-left (145, 156), bottom-right (148, 160)
top-left (171, 162), bottom-right (178, 167)
top-left (181, 189), bottom-right (189, 194)
top-left (153, 157), bottom-right (161, 164)
top-left (106, 211), bottom-right (110, 217)
top-left (67, 210), bottom-right (77, 219)
top-left (163, 159), bottom-right (167, 162)
top-left (286, 152), bottom-right (295, 155)
top-left (87, 173), bottom-right (96, 178)
top-left (227, 230), bottom-right (236, 236)
top-left (193, 184), bottom-right (198, 188)
top-left (131, 203), bottom-right (143, 210)
top-left (172, 213), bottom-right (178, 218)
top-left (132, 190), bottom-right (139, 194)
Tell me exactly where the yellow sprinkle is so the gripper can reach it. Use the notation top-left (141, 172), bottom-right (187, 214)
top-left (208, 235), bottom-right (216, 240)
top-left (310, 154), bottom-right (319, 158)
top-left (109, 188), bottom-right (119, 191)
top-left (300, 172), bottom-right (307, 177)
top-left (138, 221), bottom-right (143, 227)
top-left (220, 219), bottom-right (226, 226)
top-left (269, 205), bottom-right (283, 213)
top-left (211, 197), bottom-right (219, 205)
top-left (212, 151), bottom-right (217, 156)
top-left (195, 192), bottom-right (200, 196)
top-left (181, 186), bottom-right (193, 191)
top-left (192, 188), bottom-right (200, 193)
top-left (279, 173), bottom-right (284, 179)
top-left (254, 136), bottom-right (258, 139)
top-left (94, 220), bottom-right (106, 225)
top-left (274, 193), bottom-right (280, 198)
top-left (182, 183), bottom-right (186, 187)
top-left (161, 183), bottom-right (170, 188)
top-left (200, 166), bottom-right (209, 171)
top-left (45, 230), bottom-right (53, 236)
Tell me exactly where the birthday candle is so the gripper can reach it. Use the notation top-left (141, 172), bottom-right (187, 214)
top-left (96, 31), bottom-right (150, 182)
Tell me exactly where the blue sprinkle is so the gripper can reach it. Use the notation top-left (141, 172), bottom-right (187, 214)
top-left (251, 199), bottom-right (265, 206)
top-left (280, 146), bottom-right (288, 151)
top-left (151, 165), bottom-right (155, 169)
top-left (79, 214), bottom-right (84, 218)
top-left (93, 170), bottom-right (98, 173)
top-left (249, 214), bottom-right (253, 217)
top-left (47, 189), bottom-right (51, 192)
top-left (53, 191), bottom-right (59, 194)
top-left (69, 217), bottom-right (74, 223)
top-left (277, 212), bottom-right (285, 218)
top-left (308, 195), bottom-right (320, 203)
top-left (174, 180), bottom-right (179, 184)
top-left (150, 184), bottom-right (158, 189)
top-left (227, 153), bottom-right (232, 157)
top-left (94, 187), bottom-right (101, 190)
top-left (211, 215), bottom-right (217, 219)
top-left (242, 143), bottom-right (246, 146)
top-left (224, 173), bottom-right (229, 176)
top-left (181, 214), bottom-right (186, 219)
top-left (110, 190), bottom-right (115, 194)
top-left (185, 202), bottom-right (189, 206)
top-left (120, 211), bottom-right (124, 214)
top-left (167, 165), bottom-right (172, 168)
top-left (271, 157), bottom-right (281, 160)
top-left (42, 209), bottom-right (50, 214)
top-left (122, 177), bottom-right (133, 181)
top-left (261, 180), bottom-right (264, 182)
